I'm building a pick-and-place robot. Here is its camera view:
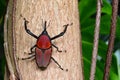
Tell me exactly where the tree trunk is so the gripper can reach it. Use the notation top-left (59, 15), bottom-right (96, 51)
top-left (4, 0), bottom-right (83, 80)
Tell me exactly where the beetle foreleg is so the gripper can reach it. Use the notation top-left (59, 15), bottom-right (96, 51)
top-left (23, 18), bottom-right (38, 39)
top-left (52, 44), bottom-right (62, 52)
top-left (51, 23), bottom-right (73, 40)
top-left (51, 57), bottom-right (64, 70)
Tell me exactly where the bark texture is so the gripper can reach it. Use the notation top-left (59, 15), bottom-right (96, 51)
top-left (4, 0), bottom-right (83, 80)
top-left (103, 0), bottom-right (118, 80)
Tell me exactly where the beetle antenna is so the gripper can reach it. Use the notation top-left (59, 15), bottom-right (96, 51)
top-left (41, 19), bottom-right (44, 29)
top-left (47, 20), bottom-right (51, 29)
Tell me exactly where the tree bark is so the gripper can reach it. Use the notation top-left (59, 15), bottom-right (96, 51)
top-left (103, 0), bottom-right (118, 80)
top-left (4, 0), bottom-right (83, 80)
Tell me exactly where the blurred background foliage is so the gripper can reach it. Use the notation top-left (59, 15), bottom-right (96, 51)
top-left (79, 0), bottom-right (120, 80)
top-left (0, 0), bottom-right (120, 80)
top-left (0, 0), bottom-right (8, 80)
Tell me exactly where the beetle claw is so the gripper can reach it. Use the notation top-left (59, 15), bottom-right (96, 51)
top-left (24, 18), bottom-right (29, 23)
top-left (65, 69), bottom-right (68, 72)
top-left (58, 50), bottom-right (62, 52)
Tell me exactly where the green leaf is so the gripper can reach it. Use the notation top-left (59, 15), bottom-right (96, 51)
top-left (79, 0), bottom-right (97, 24)
top-left (102, 0), bottom-right (112, 15)
top-left (79, 0), bottom-right (120, 79)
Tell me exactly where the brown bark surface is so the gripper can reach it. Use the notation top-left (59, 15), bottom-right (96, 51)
top-left (4, 0), bottom-right (83, 80)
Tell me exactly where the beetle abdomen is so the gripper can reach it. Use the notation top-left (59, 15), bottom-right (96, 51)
top-left (35, 47), bottom-right (52, 69)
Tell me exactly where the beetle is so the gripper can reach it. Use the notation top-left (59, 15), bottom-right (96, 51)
top-left (21, 18), bottom-right (72, 70)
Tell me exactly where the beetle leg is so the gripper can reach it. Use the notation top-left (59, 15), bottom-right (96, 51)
top-left (23, 18), bottom-right (38, 39)
top-left (28, 45), bottom-right (36, 55)
top-left (21, 54), bottom-right (35, 60)
top-left (52, 44), bottom-right (62, 52)
top-left (51, 23), bottom-right (73, 40)
top-left (51, 57), bottom-right (64, 70)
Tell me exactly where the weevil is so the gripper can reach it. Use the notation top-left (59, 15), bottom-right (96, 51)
top-left (21, 18), bottom-right (72, 70)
